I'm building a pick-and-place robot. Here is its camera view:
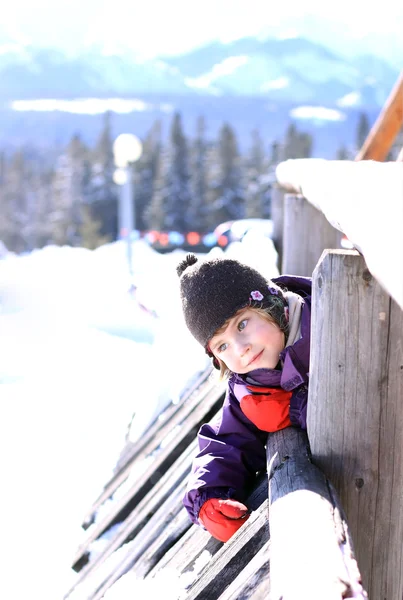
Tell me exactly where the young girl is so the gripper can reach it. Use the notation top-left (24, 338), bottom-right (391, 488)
top-left (176, 253), bottom-right (311, 543)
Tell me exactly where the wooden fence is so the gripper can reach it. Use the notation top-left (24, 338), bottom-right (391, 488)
top-left (274, 158), bottom-right (403, 599)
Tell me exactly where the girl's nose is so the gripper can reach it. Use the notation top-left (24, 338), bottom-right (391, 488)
top-left (236, 339), bottom-right (251, 357)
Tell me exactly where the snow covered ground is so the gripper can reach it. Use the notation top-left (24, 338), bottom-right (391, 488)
top-left (0, 231), bottom-right (278, 600)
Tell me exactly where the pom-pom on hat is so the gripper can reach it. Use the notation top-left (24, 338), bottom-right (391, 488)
top-left (177, 254), bottom-right (288, 353)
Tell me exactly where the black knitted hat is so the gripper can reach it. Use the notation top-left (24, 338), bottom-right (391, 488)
top-left (177, 254), bottom-right (288, 354)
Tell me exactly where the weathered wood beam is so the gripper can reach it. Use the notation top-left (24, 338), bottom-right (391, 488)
top-left (65, 441), bottom-right (197, 598)
top-left (71, 383), bottom-right (225, 570)
top-left (215, 539), bottom-right (270, 600)
top-left (90, 485), bottom-right (189, 600)
top-left (282, 193), bottom-right (341, 276)
top-left (308, 249), bottom-right (403, 599)
top-left (81, 368), bottom-right (216, 530)
top-left (355, 71), bottom-right (403, 161)
top-left (266, 427), bottom-right (367, 600)
top-left (184, 501), bottom-right (269, 600)
top-left (146, 514), bottom-right (222, 583)
top-left (146, 474), bottom-right (268, 598)
top-left (270, 185), bottom-right (284, 270)
top-left (95, 512), bottom-right (191, 600)
top-left (93, 475), bottom-right (269, 600)
top-left (113, 366), bottom-right (213, 475)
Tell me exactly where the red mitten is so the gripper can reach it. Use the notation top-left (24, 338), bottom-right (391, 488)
top-left (199, 498), bottom-right (250, 542)
top-left (240, 387), bottom-right (292, 432)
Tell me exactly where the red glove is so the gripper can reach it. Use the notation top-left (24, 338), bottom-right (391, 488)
top-left (240, 387), bottom-right (292, 432)
top-left (199, 498), bottom-right (250, 542)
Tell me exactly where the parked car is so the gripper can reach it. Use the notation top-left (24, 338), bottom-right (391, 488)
top-left (213, 218), bottom-right (273, 245)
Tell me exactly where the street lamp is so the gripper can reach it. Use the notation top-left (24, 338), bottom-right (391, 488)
top-left (113, 133), bottom-right (143, 276)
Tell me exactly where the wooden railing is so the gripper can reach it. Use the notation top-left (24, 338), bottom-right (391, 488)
top-left (272, 155), bottom-right (403, 598)
top-left (355, 72), bottom-right (403, 161)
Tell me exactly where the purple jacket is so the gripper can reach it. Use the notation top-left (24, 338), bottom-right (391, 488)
top-left (183, 275), bottom-right (312, 524)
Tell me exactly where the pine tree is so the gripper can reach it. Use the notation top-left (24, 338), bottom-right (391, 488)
top-left (145, 144), bottom-right (169, 232)
top-left (356, 112), bottom-right (370, 152)
top-left (147, 112), bottom-right (192, 232)
top-left (2, 150), bottom-right (29, 253)
top-left (34, 167), bottom-right (54, 248)
top-left (79, 205), bottom-right (111, 250)
top-left (0, 153), bottom-right (13, 250)
top-left (90, 111), bottom-right (118, 238)
top-left (133, 120), bottom-right (161, 231)
top-left (189, 116), bottom-right (208, 231)
top-left (283, 123), bottom-right (313, 159)
top-left (269, 140), bottom-right (281, 167)
top-left (336, 144), bottom-right (349, 160)
top-left (204, 123), bottom-right (245, 229)
top-left (50, 134), bottom-right (90, 246)
top-left (245, 129), bottom-right (266, 218)
top-left (50, 153), bottom-right (74, 246)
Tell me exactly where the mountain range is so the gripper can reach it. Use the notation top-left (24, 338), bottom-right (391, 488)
top-left (0, 36), bottom-right (400, 107)
top-left (0, 34), bottom-right (400, 157)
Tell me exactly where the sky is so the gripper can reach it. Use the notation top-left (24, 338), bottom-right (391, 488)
top-left (2, 0), bottom-right (403, 59)
top-left (0, 231), bottom-right (279, 600)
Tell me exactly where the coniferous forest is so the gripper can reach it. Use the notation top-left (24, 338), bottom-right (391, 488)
top-left (1, 109), bottom-right (378, 255)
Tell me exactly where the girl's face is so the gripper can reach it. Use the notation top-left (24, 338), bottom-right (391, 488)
top-left (209, 308), bottom-right (285, 374)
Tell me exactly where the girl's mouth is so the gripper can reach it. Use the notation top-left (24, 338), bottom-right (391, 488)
top-left (247, 350), bottom-right (263, 367)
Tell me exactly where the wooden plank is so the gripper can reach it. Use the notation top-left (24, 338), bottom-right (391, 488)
top-left (65, 440), bottom-right (198, 597)
top-left (276, 159), bottom-right (403, 309)
top-left (146, 516), bottom-right (222, 583)
top-left (145, 474), bottom-right (269, 597)
top-left (308, 249), bottom-right (403, 599)
top-left (270, 185), bottom-right (284, 269)
top-left (133, 508), bottom-right (198, 580)
top-left (91, 506), bottom-right (191, 600)
top-left (356, 72), bottom-right (403, 161)
top-left (216, 540), bottom-right (270, 600)
top-left (266, 427), bottom-right (366, 600)
top-left (282, 193), bottom-right (341, 276)
top-left (72, 382), bottom-right (225, 570)
top-left (81, 366), bottom-right (214, 530)
top-left (184, 501), bottom-right (269, 600)
top-left (113, 366), bottom-right (213, 476)
top-left (66, 483), bottom-right (188, 600)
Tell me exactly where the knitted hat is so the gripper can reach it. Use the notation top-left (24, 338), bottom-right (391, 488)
top-left (177, 254), bottom-right (288, 355)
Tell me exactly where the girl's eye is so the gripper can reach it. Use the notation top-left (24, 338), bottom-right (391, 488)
top-left (217, 342), bottom-right (228, 353)
top-left (238, 319), bottom-right (248, 332)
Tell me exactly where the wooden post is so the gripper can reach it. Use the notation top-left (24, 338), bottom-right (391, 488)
top-left (282, 194), bottom-right (341, 276)
top-left (271, 185), bottom-right (284, 270)
top-left (308, 249), bottom-right (403, 598)
top-left (267, 427), bottom-right (367, 600)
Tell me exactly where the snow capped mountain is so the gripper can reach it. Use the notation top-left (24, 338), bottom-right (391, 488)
top-left (0, 35), bottom-right (399, 108)
top-left (164, 37), bottom-right (399, 106)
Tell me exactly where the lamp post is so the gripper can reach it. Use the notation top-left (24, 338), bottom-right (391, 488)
top-left (113, 133), bottom-right (143, 277)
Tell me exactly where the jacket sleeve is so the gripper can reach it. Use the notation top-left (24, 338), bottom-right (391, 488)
top-left (183, 385), bottom-right (267, 524)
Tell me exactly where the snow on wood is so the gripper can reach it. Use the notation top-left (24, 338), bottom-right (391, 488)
top-left (276, 159), bottom-right (403, 308)
top-left (267, 427), bottom-right (367, 600)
